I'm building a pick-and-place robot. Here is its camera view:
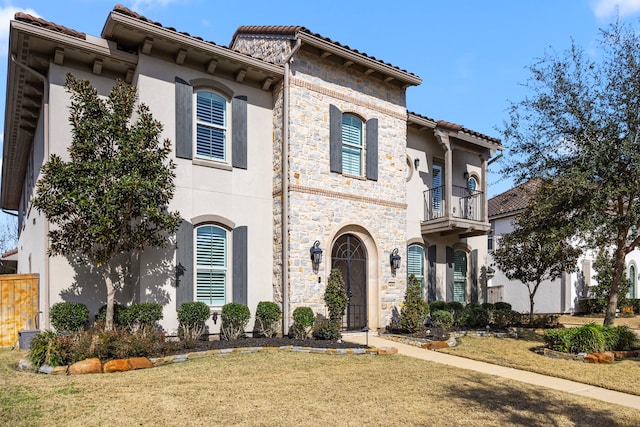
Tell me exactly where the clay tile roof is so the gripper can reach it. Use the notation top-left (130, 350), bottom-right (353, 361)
top-left (436, 120), bottom-right (463, 132)
top-left (2, 248), bottom-right (18, 259)
top-left (231, 25), bottom-right (419, 78)
top-left (488, 179), bottom-right (541, 218)
top-left (14, 11), bottom-right (86, 40)
top-left (113, 4), bottom-right (218, 46)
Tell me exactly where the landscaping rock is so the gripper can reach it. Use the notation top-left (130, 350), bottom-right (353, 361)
top-left (103, 359), bottom-right (131, 373)
top-left (613, 350), bottom-right (640, 359)
top-left (422, 341), bottom-right (449, 350)
top-left (69, 358), bottom-right (102, 375)
top-left (377, 347), bottom-right (398, 355)
top-left (128, 357), bottom-right (153, 370)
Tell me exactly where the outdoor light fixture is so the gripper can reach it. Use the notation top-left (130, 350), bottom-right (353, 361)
top-left (390, 248), bottom-right (401, 272)
top-left (463, 171), bottom-right (469, 180)
top-left (310, 240), bottom-right (323, 272)
top-left (414, 158), bottom-right (420, 169)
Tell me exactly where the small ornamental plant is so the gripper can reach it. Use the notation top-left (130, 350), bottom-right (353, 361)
top-left (292, 307), bottom-right (315, 339)
top-left (400, 274), bottom-right (428, 333)
top-left (255, 301), bottom-right (281, 338)
top-left (221, 303), bottom-right (250, 341)
top-left (323, 269), bottom-right (348, 339)
top-left (177, 301), bottom-right (211, 345)
top-left (49, 302), bottom-right (89, 334)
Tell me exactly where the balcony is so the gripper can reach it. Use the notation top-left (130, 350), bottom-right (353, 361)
top-left (422, 185), bottom-right (490, 238)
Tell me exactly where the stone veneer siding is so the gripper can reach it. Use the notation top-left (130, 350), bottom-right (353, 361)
top-left (235, 38), bottom-right (411, 329)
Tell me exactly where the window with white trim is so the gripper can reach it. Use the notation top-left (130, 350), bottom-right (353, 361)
top-left (341, 114), bottom-right (363, 175)
top-left (628, 264), bottom-right (636, 299)
top-left (408, 245), bottom-right (425, 296)
top-left (195, 91), bottom-right (227, 161)
top-left (195, 225), bottom-right (227, 306)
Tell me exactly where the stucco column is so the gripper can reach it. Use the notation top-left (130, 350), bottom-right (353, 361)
top-left (434, 129), bottom-right (452, 216)
top-left (480, 151), bottom-right (489, 223)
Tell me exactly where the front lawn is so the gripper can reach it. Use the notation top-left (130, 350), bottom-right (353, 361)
top-left (440, 332), bottom-right (640, 396)
top-left (2, 349), bottom-right (640, 426)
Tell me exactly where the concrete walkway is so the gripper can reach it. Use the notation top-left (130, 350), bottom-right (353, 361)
top-left (344, 333), bottom-right (640, 411)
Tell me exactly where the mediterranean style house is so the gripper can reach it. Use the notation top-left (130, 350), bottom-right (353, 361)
top-left (1, 5), bottom-right (502, 335)
top-left (487, 181), bottom-right (639, 314)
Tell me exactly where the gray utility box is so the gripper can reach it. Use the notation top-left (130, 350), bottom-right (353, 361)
top-left (18, 330), bottom-right (40, 350)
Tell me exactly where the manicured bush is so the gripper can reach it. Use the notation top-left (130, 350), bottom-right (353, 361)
top-left (220, 303), bottom-right (250, 341)
top-left (28, 331), bottom-right (75, 367)
top-left (463, 304), bottom-right (490, 328)
top-left (313, 319), bottom-right (341, 340)
top-left (324, 269), bottom-right (348, 339)
top-left (446, 302), bottom-right (466, 327)
top-left (254, 301), bottom-right (281, 338)
top-left (49, 302), bottom-right (89, 333)
top-left (292, 307), bottom-right (315, 339)
top-left (120, 303), bottom-right (163, 334)
top-left (494, 302), bottom-right (512, 311)
top-left (481, 302), bottom-right (495, 312)
top-left (429, 301), bottom-right (447, 312)
top-left (177, 301), bottom-right (211, 344)
top-left (96, 303), bottom-right (127, 326)
top-left (431, 310), bottom-right (453, 329)
top-left (400, 274), bottom-right (429, 333)
top-left (492, 309), bottom-right (521, 328)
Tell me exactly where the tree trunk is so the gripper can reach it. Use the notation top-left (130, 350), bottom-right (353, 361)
top-left (603, 245), bottom-right (626, 326)
top-left (103, 264), bottom-right (115, 331)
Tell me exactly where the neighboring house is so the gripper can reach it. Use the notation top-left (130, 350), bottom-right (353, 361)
top-left (1, 5), bottom-right (502, 335)
top-left (488, 180), bottom-right (640, 313)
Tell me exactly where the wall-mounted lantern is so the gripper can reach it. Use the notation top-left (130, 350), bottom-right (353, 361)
top-left (310, 240), bottom-right (323, 273)
top-left (390, 248), bottom-right (401, 272)
top-left (414, 158), bottom-right (420, 169)
top-left (463, 171), bottom-right (469, 180)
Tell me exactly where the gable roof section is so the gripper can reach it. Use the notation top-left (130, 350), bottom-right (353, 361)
top-left (231, 25), bottom-right (422, 88)
top-left (408, 111), bottom-right (503, 152)
top-left (488, 179), bottom-right (541, 220)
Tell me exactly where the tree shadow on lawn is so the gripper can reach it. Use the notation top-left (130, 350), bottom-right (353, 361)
top-left (441, 372), bottom-right (636, 426)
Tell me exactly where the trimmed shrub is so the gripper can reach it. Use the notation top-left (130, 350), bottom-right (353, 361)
top-left (400, 274), bottom-right (429, 333)
top-left (494, 302), bottom-right (512, 311)
top-left (96, 303), bottom-right (127, 326)
top-left (49, 302), bottom-right (89, 333)
top-left (324, 269), bottom-right (348, 340)
top-left (429, 301), bottom-right (447, 313)
top-left (292, 307), bottom-right (315, 339)
top-left (120, 303), bottom-right (163, 334)
top-left (493, 309), bottom-right (521, 328)
top-left (177, 301), bottom-right (211, 344)
top-left (313, 319), bottom-right (341, 341)
top-left (255, 301), bottom-right (281, 338)
top-left (463, 304), bottom-right (490, 328)
top-left (431, 310), bottom-right (454, 329)
top-left (220, 303), bottom-right (250, 341)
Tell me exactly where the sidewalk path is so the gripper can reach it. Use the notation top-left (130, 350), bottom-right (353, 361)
top-left (344, 333), bottom-right (640, 411)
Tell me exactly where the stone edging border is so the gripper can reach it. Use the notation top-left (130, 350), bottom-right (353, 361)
top-left (17, 344), bottom-right (398, 375)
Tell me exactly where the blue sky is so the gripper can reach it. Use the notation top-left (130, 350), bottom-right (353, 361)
top-left (0, 0), bottom-right (639, 213)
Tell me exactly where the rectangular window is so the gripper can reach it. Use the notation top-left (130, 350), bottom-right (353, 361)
top-left (342, 114), bottom-right (363, 175)
top-left (196, 225), bottom-right (227, 306)
top-left (408, 245), bottom-right (425, 296)
top-left (196, 91), bottom-right (227, 161)
top-left (453, 250), bottom-right (467, 303)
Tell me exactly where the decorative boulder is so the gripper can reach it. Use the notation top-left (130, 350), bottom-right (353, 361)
top-left (103, 359), bottom-right (131, 373)
top-left (128, 357), bottom-right (154, 370)
top-left (69, 358), bottom-right (102, 375)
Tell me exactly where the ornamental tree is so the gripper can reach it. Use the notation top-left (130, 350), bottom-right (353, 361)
top-left (501, 20), bottom-right (640, 325)
top-left (492, 204), bottom-right (581, 325)
top-left (33, 74), bottom-right (181, 330)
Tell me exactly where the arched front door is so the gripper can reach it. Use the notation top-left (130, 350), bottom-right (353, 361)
top-left (332, 234), bottom-right (367, 330)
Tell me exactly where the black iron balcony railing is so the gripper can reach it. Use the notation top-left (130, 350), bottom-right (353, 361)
top-left (423, 185), bottom-right (483, 222)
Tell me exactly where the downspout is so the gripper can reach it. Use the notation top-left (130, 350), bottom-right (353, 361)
top-left (11, 55), bottom-right (50, 329)
top-left (282, 38), bottom-right (302, 335)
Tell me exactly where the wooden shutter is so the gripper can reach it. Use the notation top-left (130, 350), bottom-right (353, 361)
top-left (427, 245), bottom-right (437, 302)
top-left (446, 246), bottom-right (454, 302)
top-left (329, 104), bottom-right (342, 173)
top-left (175, 77), bottom-right (193, 160)
top-left (175, 220), bottom-right (194, 309)
top-left (232, 226), bottom-right (248, 305)
top-left (232, 96), bottom-right (248, 169)
top-left (366, 118), bottom-right (378, 181)
top-left (470, 249), bottom-right (478, 304)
